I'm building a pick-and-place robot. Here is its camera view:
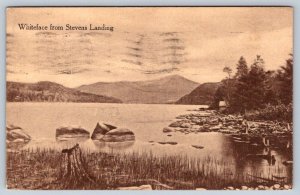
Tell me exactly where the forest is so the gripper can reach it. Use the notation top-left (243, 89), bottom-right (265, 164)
top-left (211, 54), bottom-right (293, 122)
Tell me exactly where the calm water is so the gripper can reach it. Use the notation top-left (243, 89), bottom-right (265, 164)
top-left (7, 103), bottom-right (292, 180)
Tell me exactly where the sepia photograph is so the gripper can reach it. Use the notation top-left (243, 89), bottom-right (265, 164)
top-left (6, 7), bottom-right (293, 190)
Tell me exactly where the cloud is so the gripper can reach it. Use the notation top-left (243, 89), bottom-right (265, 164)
top-left (6, 8), bottom-right (292, 87)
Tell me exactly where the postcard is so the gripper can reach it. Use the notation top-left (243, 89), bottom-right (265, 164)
top-left (6, 7), bottom-right (293, 190)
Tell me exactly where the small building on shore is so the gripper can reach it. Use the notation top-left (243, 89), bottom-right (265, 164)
top-left (218, 101), bottom-right (227, 111)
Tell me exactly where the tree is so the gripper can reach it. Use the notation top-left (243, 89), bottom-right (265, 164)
top-left (235, 56), bottom-right (248, 78)
top-left (222, 66), bottom-right (233, 106)
top-left (277, 54), bottom-right (293, 104)
top-left (230, 56), bottom-right (250, 113)
top-left (245, 55), bottom-right (267, 110)
top-left (264, 70), bottom-right (278, 105)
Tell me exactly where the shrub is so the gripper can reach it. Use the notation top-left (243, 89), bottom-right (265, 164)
top-left (245, 103), bottom-right (292, 122)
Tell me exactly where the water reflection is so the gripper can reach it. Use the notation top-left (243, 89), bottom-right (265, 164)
top-left (56, 137), bottom-right (90, 149)
top-left (92, 140), bottom-right (135, 151)
top-left (106, 141), bottom-right (135, 150)
top-left (7, 141), bottom-right (30, 151)
top-left (229, 135), bottom-right (292, 183)
top-left (92, 140), bottom-right (106, 149)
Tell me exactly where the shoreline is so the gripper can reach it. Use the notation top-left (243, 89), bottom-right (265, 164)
top-left (164, 108), bottom-right (293, 148)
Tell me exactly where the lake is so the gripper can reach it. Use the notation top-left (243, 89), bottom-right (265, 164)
top-left (6, 102), bottom-right (292, 181)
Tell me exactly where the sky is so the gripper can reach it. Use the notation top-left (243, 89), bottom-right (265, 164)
top-left (6, 7), bottom-right (293, 87)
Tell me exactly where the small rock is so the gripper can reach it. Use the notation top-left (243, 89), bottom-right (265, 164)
top-left (195, 188), bottom-right (206, 190)
top-left (117, 184), bottom-right (152, 190)
top-left (210, 125), bottom-right (221, 131)
top-left (158, 141), bottom-right (177, 145)
top-left (169, 121), bottom-right (182, 127)
top-left (258, 185), bottom-right (264, 190)
top-left (227, 186), bottom-right (234, 190)
top-left (264, 186), bottom-right (269, 190)
top-left (158, 142), bottom-right (167, 145)
top-left (284, 185), bottom-right (291, 189)
top-left (180, 123), bottom-right (191, 128)
top-left (273, 184), bottom-right (280, 189)
top-left (192, 145), bottom-right (204, 149)
top-left (241, 186), bottom-right (248, 190)
top-left (166, 141), bottom-right (177, 145)
top-left (163, 127), bottom-right (173, 133)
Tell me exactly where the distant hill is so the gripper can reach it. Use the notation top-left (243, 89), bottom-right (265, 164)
top-left (176, 82), bottom-right (221, 105)
top-left (7, 81), bottom-right (122, 103)
top-left (77, 75), bottom-right (199, 104)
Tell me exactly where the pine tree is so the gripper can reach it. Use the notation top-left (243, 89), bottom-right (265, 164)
top-left (264, 70), bottom-right (278, 105)
top-left (246, 55), bottom-right (267, 110)
top-left (235, 56), bottom-right (248, 78)
top-left (277, 54), bottom-right (293, 104)
top-left (231, 56), bottom-right (249, 113)
top-left (222, 66), bottom-right (233, 106)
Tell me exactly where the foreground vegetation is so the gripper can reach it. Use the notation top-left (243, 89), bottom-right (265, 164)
top-left (7, 147), bottom-right (291, 190)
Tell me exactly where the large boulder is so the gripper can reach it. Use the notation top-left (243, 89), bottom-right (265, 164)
top-left (56, 126), bottom-right (90, 140)
top-left (101, 128), bottom-right (135, 142)
top-left (91, 122), bottom-right (116, 140)
top-left (6, 124), bottom-right (31, 143)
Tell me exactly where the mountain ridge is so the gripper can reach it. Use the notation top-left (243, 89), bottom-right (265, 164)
top-left (7, 81), bottom-right (122, 103)
top-left (176, 82), bottom-right (221, 105)
top-left (77, 75), bottom-right (199, 104)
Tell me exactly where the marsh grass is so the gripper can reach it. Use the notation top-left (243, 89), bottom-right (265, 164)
top-left (7, 147), bottom-right (290, 190)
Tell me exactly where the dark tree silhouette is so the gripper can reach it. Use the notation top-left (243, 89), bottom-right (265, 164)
top-left (277, 54), bottom-right (293, 105)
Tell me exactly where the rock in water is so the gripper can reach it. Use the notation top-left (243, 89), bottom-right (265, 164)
top-left (56, 126), bottom-right (90, 140)
top-left (91, 122), bottom-right (116, 140)
top-left (102, 128), bottom-right (135, 142)
top-left (169, 121), bottom-right (182, 128)
top-left (192, 145), bottom-right (204, 149)
top-left (163, 127), bottom-right (173, 133)
top-left (6, 124), bottom-right (31, 143)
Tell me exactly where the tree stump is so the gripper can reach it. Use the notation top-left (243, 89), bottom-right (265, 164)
top-left (59, 143), bottom-right (95, 189)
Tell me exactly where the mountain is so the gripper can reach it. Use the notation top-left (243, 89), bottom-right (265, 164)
top-left (77, 75), bottom-right (199, 104)
top-left (176, 82), bottom-right (221, 105)
top-left (7, 81), bottom-right (122, 103)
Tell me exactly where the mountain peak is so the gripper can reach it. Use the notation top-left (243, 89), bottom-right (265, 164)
top-left (162, 74), bottom-right (188, 80)
top-left (157, 75), bottom-right (198, 84)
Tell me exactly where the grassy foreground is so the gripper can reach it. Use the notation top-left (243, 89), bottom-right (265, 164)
top-left (7, 148), bottom-right (291, 190)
